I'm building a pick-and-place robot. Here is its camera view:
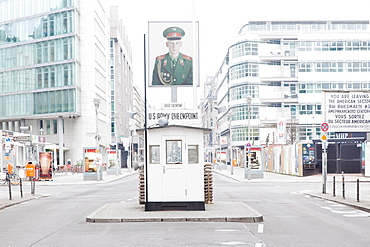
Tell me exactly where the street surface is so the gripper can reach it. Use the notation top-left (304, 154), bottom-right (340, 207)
top-left (0, 172), bottom-right (369, 246)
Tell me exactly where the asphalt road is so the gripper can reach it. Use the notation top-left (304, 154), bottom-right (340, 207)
top-left (1, 173), bottom-right (369, 246)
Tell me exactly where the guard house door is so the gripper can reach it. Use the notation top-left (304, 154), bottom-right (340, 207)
top-left (162, 136), bottom-right (186, 201)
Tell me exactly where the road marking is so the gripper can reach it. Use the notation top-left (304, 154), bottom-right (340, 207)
top-left (257, 224), bottom-right (264, 234)
top-left (219, 241), bottom-right (248, 245)
top-left (318, 202), bottom-right (370, 218)
top-left (255, 243), bottom-right (263, 247)
top-left (215, 229), bottom-right (239, 232)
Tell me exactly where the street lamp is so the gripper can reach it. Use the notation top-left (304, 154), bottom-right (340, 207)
top-left (20, 125), bottom-right (33, 162)
top-left (213, 106), bottom-right (227, 171)
top-left (245, 95), bottom-right (252, 180)
top-left (127, 111), bottom-right (145, 171)
top-left (228, 110), bottom-right (233, 175)
top-left (93, 98), bottom-right (101, 181)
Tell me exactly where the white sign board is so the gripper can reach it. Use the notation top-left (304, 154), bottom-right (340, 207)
top-left (323, 91), bottom-right (370, 132)
top-left (277, 118), bottom-right (286, 144)
top-left (148, 109), bottom-right (201, 127)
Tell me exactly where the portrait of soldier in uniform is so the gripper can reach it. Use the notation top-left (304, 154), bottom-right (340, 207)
top-left (152, 27), bottom-right (193, 86)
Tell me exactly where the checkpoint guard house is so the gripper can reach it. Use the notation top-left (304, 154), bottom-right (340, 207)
top-left (138, 125), bottom-right (210, 211)
top-left (143, 21), bottom-right (207, 210)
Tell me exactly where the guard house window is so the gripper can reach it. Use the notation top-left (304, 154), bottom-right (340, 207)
top-left (188, 145), bottom-right (199, 164)
top-left (149, 145), bottom-right (160, 164)
top-left (166, 140), bottom-right (182, 164)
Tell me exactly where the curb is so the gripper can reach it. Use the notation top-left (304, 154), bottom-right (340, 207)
top-left (304, 192), bottom-right (370, 213)
top-left (85, 201), bottom-right (263, 223)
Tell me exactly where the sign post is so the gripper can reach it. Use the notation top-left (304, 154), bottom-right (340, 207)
top-left (321, 123), bottom-right (329, 193)
top-left (245, 143), bottom-right (251, 180)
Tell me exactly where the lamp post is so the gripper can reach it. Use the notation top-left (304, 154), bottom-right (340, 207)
top-left (228, 110), bottom-right (233, 175)
top-left (127, 111), bottom-right (145, 171)
top-left (214, 106), bottom-right (227, 171)
top-left (245, 96), bottom-right (252, 180)
top-left (20, 125), bottom-right (33, 163)
top-left (93, 98), bottom-right (101, 181)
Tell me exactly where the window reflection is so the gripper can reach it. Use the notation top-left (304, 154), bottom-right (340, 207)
top-left (166, 140), bottom-right (182, 164)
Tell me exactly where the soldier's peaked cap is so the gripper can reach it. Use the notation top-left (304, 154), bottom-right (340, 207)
top-left (163, 27), bottom-right (185, 40)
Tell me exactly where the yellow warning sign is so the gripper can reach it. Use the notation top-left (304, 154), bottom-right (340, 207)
top-left (321, 134), bottom-right (328, 141)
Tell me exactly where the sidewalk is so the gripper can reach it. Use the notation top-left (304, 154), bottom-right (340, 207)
top-left (214, 165), bottom-right (370, 213)
top-left (0, 168), bottom-right (137, 210)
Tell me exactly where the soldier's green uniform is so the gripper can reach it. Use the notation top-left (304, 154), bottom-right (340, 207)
top-left (152, 27), bottom-right (193, 86)
top-left (152, 52), bottom-right (192, 85)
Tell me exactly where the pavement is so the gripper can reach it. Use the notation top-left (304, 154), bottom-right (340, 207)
top-left (1, 166), bottom-right (370, 223)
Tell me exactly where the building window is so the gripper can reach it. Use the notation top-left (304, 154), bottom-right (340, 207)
top-left (149, 145), bottom-right (160, 164)
top-left (231, 41), bottom-right (258, 59)
top-left (188, 145), bottom-right (199, 164)
top-left (230, 84), bottom-right (259, 100)
top-left (230, 63), bottom-right (259, 80)
top-left (232, 127), bottom-right (259, 142)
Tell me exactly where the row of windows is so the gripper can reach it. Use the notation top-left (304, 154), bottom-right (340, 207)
top-left (229, 84), bottom-right (259, 100)
top-left (0, 10), bottom-right (74, 47)
top-left (0, 63), bottom-right (76, 94)
top-left (230, 63), bottom-right (259, 80)
top-left (296, 82), bottom-right (370, 93)
top-left (0, 36), bottom-right (75, 69)
top-left (299, 62), bottom-right (370, 72)
top-left (298, 40), bottom-right (370, 51)
top-left (298, 105), bottom-right (322, 115)
top-left (0, 89), bottom-right (76, 117)
top-left (231, 127), bottom-right (259, 142)
top-left (0, 0), bottom-right (74, 22)
top-left (230, 106), bottom-right (259, 121)
top-left (243, 21), bottom-right (369, 33)
top-left (230, 41), bottom-right (258, 59)
top-left (0, 120), bottom-right (59, 135)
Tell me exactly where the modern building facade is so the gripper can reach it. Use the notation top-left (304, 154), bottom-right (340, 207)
top-left (202, 20), bottom-right (370, 164)
top-left (0, 0), bottom-right (133, 167)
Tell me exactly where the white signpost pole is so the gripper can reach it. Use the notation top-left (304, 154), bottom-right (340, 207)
top-left (320, 123), bottom-right (329, 194)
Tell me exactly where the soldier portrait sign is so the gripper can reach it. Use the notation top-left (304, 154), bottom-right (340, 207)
top-left (148, 21), bottom-right (199, 86)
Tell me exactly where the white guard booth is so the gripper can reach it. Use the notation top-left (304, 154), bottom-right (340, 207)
top-left (139, 125), bottom-right (210, 211)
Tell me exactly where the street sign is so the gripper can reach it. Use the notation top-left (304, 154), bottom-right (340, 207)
top-left (321, 123), bottom-right (329, 132)
top-left (14, 136), bottom-right (30, 142)
top-left (321, 134), bottom-right (328, 141)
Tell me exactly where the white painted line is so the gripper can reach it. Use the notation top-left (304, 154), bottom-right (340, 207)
top-left (257, 224), bottom-right (264, 234)
top-left (255, 242), bottom-right (263, 247)
top-left (215, 229), bottom-right (239, 232)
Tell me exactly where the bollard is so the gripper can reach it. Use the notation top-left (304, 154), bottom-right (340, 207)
top-left (342, 173), bottom-right (345, 199)
top-left (31, 179), bottom-right (35, 195)
top-left (20, 177), bottom-right (23, 198)
top-left (333, 176), bottom-right (336, 197)
top-left (357, 178), bottom-right (360, 202)
top-left (8, 177), bottom-right (12, 200)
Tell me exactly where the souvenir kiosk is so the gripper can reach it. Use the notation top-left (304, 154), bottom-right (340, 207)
top-left (138, 125), bottom-right (210, 211)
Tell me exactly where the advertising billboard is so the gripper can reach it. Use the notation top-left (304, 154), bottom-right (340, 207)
top-left (148, 21), bottom-right (199, 87)
top-left (39, 152), bottom-right (53, 180)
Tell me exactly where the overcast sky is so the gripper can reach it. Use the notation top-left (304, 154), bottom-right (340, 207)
top-left (109, 0), bottom-right (370, 94)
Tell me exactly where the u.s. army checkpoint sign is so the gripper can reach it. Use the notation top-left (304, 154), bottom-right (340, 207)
top-left (323, 91), bottom-right (370, 132)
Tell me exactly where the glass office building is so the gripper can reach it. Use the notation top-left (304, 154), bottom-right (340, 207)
top-left (0, 0), bottom-right (77, 118)
top-left (0, 0), bottom-right (133, 167)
